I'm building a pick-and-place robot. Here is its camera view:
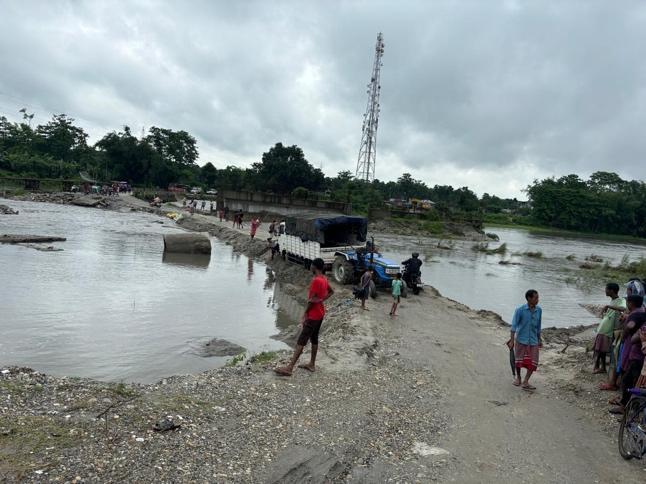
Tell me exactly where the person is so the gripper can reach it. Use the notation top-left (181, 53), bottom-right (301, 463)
top-left (269, 238), bottom-right (280, 259)
top-left (510, 289), bottom-right (542, 390)
top-left (636, 325), bottom-right (646, 388)
top-left (224, 206), bottom-right (230, 221)
top-left (402, 252), bottom-right (423, 294)
top-left (279, 220), bottom-right (286, 235)
top-left (389, 273), bottom-right (403, 317)
top-left (238, 211), bottom-right (244, 229)
top-left (268, 220), bottom-right (276, 237)
top-left (250, 217), bottom-right (261, 239)
top-left (592, 283), bottom-right (625, 374)
top-left (275, 258), bottom-right (334, 376)
top-left (201, 200), bottom-right (206, 212)
top-left (218, 208), bottom-right (224, 222)
top-left (600, 279), bottom-right (639, 391)
top-left (609, 295), bottom-right (646, 414)
top-left (209, 201), bottom-right (214, 214)
top-left (359, 267), bottom-right (373, 311)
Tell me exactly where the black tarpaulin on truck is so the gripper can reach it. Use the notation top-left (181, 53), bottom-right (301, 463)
top-left (285, 214), bottom-right (367, 245)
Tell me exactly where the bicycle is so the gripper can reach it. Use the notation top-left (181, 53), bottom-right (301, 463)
top-left (618, 388), bottom-right (646, 460)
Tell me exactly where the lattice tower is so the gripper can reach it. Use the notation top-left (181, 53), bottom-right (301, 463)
top-left (356, 32), bottom-right (385, 182)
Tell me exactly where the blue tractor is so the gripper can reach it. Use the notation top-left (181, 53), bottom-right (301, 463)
top-left (331, 237), bottom-right (402, 295)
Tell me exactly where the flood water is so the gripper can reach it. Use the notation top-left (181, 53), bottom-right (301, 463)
top-left (380, 227), bottom-right (646, 328)
top-left (0, 199), bottom-right (290, 383)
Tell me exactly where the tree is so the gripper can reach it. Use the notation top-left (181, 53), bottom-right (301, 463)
top-left (145, 127), bottom-right (198, 166)
top-left (250, 143), bottom-right (324, 194)
top-left (35, 114), bottom-right (88, 163)
top-left (200, 162), bottom-right (218, 187)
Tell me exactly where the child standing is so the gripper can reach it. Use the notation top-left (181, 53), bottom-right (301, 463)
top-left (390, 273), bottom-right (403, 316)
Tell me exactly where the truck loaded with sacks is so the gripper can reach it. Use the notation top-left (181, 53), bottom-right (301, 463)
top-left (277, 213), bottom-right (402, 291)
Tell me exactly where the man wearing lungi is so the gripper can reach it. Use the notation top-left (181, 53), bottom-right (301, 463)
top-left (510, 289), bottom-right (542, 390)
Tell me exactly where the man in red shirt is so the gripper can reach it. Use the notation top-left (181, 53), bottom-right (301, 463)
top-left (275, 258), bottom-right (334, 376)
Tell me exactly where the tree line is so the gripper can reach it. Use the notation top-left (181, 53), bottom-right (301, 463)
top-left (527, 172), bottom-right (646, 237)
top-left (1, 112), bottom-right (644, 236)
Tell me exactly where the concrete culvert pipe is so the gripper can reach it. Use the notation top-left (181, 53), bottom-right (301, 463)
top-left (163, 233), bottom-right (211, 255)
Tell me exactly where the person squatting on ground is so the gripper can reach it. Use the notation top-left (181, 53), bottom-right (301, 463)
top-left (389, 273), bottom-right (403, 317)
top-left (510, 289), bottom-right (542, 390)
top-left (609, 294), bottom-right (646, 414)
top-left (274, 258), bottom-right (334, 376)
top-left (360, 267), bottom-right (373, 311)
top-left (592, 283), bottom-right (625, 375)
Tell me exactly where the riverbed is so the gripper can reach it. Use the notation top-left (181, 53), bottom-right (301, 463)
top-left (0, 199), bottom-right (289, 383)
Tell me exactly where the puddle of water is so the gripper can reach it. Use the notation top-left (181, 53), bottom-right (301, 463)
top-left (0, 199), bottom-right (292, 383)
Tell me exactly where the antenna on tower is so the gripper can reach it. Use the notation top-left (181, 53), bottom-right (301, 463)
top-left (356, 32), bottom-right (385, 183)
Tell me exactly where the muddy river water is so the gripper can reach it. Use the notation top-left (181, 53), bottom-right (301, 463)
top-left (2, 199), bottom-right (645, 382)
top-left (1, 199), bottom-right (290, 383)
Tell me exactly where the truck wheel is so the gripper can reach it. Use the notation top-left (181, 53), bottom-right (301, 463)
top-left (369, 280), bottom-right (377, 299)
top-left (332, 256), bottom-right (354, 284)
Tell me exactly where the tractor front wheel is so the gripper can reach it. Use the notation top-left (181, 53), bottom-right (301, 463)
top-left (332, 256), bottom-right (354, 284)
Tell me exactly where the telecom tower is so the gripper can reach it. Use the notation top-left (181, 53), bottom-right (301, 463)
top-left (356, 32), bottom-right (385, 182)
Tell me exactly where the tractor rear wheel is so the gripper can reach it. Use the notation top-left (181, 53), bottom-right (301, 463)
top-left (332, 256), bottom-right (354, 284)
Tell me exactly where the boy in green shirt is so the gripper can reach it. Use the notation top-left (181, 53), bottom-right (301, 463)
top-left (389, 273), bottom-right (403, 317)
top-left (592, 283), bottom-right (625, 374)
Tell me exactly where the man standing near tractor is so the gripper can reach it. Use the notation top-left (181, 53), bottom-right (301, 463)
top-left (275, 258), bottom-right (334, 376)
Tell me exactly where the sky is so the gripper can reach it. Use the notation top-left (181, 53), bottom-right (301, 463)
top-left (1, 0), bottom-right (646, 198)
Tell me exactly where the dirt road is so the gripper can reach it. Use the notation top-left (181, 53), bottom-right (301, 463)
top-left (369, 291), bottom-right (646, 483)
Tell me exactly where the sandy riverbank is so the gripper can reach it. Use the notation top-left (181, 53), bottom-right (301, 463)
top-left (2, 197), bottom-right (645, 482)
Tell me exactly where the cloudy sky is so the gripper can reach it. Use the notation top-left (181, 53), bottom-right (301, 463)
top-left (1, 1), bottom-right (645, 198)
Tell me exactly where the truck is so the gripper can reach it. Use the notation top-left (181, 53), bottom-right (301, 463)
top-left (278, 213), bottom-right (401, 289)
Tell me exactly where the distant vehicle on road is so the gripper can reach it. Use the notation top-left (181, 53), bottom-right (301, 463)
top-left (206, 189), bottom-right (217, 195)
top-left (190, 187), bottom-right (203, 194)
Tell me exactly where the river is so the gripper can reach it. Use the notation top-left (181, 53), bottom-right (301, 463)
top-left (381, 226), bottom-right (645, 328)
top-left (2, 200), bottom-right (645, 382)
top-left (0, 199), bottom-right (290, 383)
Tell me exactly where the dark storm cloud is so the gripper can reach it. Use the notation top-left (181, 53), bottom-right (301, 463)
top-left (1, 0), bottom-right (645, 197)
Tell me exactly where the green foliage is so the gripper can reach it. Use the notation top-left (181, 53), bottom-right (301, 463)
top-left (527, 172), bottom-right (646, 237)
top-left (225, 352), bottom-right (246, 367)
top-left (249, 143), bottom-right (324, 193)
top-left (291, 187), bottom-right (310, 199)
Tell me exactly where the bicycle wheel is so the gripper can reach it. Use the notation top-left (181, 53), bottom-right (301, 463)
top-left (618, 398), bottom-right (642, 460)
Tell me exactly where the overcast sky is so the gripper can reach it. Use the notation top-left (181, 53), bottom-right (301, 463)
top-left (1, 1), bottom-right (645, 198)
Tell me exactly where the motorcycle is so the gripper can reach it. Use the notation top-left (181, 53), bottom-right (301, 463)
top-left (402, 253), bottom-right (423, 295)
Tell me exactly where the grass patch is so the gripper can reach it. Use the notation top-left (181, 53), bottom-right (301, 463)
top-left (249, 351), bottom-right (279, 364)
top-left (472, 242), bottom-right (507, 255)
top-left (108, 382), bottom-right (138, 399)
top-left (225, 352), bottom-right (246, 367)
top-left (0, 415), bottom-right (81, 477)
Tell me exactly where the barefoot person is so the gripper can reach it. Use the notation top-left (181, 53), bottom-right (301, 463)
top-left (510, 289), bottom-right (542, 390)
top-left (275, 258), bottom-right (334, 376)
top-left (359, 267), bottom-right (373, 311)
top-left (592, 283), bottom-right (625, 374)
top-left (389, 273), bottom-right (403, 316)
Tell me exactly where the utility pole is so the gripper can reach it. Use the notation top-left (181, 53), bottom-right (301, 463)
top-left (355, 33), bottom-right (385, 183)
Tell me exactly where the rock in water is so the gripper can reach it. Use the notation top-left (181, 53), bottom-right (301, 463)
top-left (163, 233), bottom-right (211, 255)
top-left (202, 338), bottom-right (246, 357)
top-left (0, 204), bottom-right (18, 215)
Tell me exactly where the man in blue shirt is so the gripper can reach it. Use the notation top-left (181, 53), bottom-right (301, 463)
top-left (510, 289), bottom-right (542, 390)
